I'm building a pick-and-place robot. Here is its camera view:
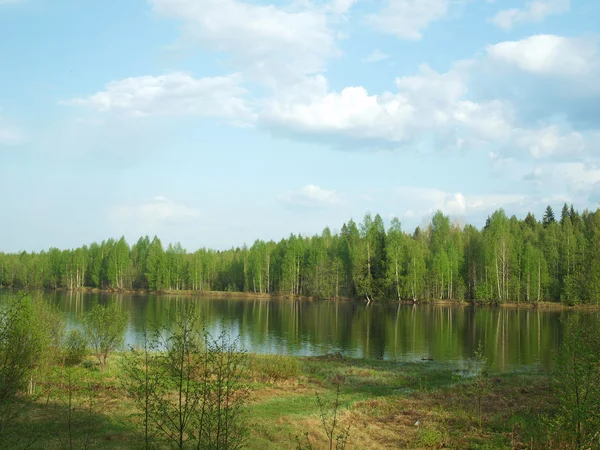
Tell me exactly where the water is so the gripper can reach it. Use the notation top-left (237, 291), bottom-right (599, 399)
top-left (2, 290), bottom-right (592, 372)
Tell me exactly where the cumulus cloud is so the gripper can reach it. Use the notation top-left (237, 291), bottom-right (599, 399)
top-left (150, 0), bottom-right (339, 85)
top-left (522, 160), bottom-right (600, 204)
top-left (279, 185), bottom-right (341, 207)
top-left (513, 125), bottom-right (584, 159)
top-left (362, 49), bottom-right (389, 63)
top-left (486, 34), bottom-right (598, 77)
top-left (258, 62), bottom-right (518, 149)
top-left (491, 0), bottom-right (570, 31)
top-left (368, 0), bottom-right (450, 40)
top-left (255, 32), bottom-right (600, 160)
top-left (477, 34), bottom-right (600, 130)
top-left (393, 186), bottom-right (527, 219)
top-left (62, 72), bottom-right (254, 123)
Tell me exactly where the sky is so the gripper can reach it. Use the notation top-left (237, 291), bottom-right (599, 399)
top-left (1, 0), bottom-right (600, 252)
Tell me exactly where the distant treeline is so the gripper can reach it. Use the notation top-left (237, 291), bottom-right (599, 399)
top-left (1, 204), bottom-right (600, 304)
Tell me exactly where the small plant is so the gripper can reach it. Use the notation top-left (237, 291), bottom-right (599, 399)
top-left (296, 383), bottom-right (350, 450)
top-left (417, 425), bottom-right (447, 448)
top-left (469, 340), bottom-right (492, 428)
top-left (64, 329), bottom-right (88, 366)
top-left (54, 368), bottom-right (99, 450)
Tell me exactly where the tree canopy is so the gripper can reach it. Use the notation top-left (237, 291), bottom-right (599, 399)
top-left (2, 205), bottom-right (600, 305)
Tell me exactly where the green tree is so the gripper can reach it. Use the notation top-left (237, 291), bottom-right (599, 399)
top-left (83, 302), bottom-right (128, 368)
top-left (386, 218), bottom-right (405, 301)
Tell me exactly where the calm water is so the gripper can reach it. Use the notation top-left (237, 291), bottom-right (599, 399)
top-left (3, 290), bottom-right (594, 372)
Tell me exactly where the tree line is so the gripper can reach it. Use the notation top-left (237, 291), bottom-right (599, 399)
top-left (1, 204), bottom-right (600, 304)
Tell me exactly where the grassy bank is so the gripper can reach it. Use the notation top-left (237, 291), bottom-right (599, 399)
top-left (7, 353), bottom-right (556, 449)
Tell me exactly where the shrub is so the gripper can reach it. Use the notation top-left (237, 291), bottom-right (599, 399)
top-left (122, 303), bottom-right (250, 450)
top-left (64, 329), bottom-right (88, 366)
top-left (418, 425), bottom-right (447, 448)
top-left (83, 302), bottom-right (128, 369)
top-left (547, 314), bottom-right (600, 448)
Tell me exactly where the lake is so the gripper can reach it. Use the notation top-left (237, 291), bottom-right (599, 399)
top-left (2, 290), bottom-right (592, 372)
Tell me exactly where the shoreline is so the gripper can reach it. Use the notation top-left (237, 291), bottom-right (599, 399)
top-left (3, 286), bottom-right (599, 310)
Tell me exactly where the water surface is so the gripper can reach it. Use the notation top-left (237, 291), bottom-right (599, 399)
top-left (2, 290), bottom-right (590, 372)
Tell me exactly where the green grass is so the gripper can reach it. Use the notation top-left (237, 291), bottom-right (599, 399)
top-left (4, 352), bottom-right (558, 449)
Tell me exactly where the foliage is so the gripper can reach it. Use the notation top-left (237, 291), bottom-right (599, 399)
top-left (296, 383), bottom-right (350, 450)
top-left (121, 303), bottom-right (249, 449)
top-left (547, 314), bottom-right (600, 448)
top-left (64, 329), bottom-right (89, 366)
top-left (417, 425), bottom-right (448, 448)
top-left (2, 205), bottom-right (600, 304)
top-left (468, 340), bottom-right (493, 428)
top-left (0, 293), bottom-right (65, 445)
top-left (83, 302), bottom-right (128, 369)
top-left (251, 354), bottom-right (300, 382)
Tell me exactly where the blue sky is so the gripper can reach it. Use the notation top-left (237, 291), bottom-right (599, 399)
top-left (1, 0), bottom-right (599, 252)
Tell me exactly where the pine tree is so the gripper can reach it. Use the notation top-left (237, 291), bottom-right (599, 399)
top-left (543, 206), bottom-right (556, 227)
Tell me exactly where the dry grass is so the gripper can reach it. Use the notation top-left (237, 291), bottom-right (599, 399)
top-left (8, 355), bottom-right (557, 449)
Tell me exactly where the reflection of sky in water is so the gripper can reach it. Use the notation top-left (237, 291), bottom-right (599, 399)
top-left (0, 290), bottom-right (589, 372)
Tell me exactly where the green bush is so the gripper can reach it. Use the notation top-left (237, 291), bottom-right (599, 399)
top-left (64, 329), bottom-right (88, 366)
top-left (83, 302), bottom-right (128, 369)
top-left (252, 354), bottom-right (300, 382)
top-left (417, 425), bottom-right (447, 448)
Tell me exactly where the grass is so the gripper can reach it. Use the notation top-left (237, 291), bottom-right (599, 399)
top-left (6, 353), bottom-right (557, 449)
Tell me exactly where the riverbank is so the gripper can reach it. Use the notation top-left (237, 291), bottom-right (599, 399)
top-left (10, 353), bottom-right (555, 449)
top-left (64, 288), bottom-right (600, 311)
top-left (3, 286), bottom-right (599, 310)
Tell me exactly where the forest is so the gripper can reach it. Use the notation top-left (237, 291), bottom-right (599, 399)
top-left (1, 204), bottom-right (600, 305)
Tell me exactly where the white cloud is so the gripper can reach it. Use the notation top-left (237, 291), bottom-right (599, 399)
top-left (513, 125), bottom-right (584, 159)
top-left (362, 49), bottom-right (389, 63)
top-left (393, 186), bottom-right (527, 219)
top-left (62, 72), bottom-right (254, 123)
top-left (325, 0), bottom-right (357, 15)
top-left (487, 34), bottom-right (598, 77)
top-left (260, 76), bottom-right (414, 144)
top-left (491, 0), bottom-right (570, 31)
top-left (279, 184), bottom-right (341, 207)
top-left (259, 62), bottom-right (516, 148)
top-left (522, 160), bottom-right (600, 203)
top-left (368, 0), bottom-right (450, 40)
top-left (112, 196), bottom-right (200, 224)
top-left (552, 162), bottom-right (600, 194)
top-left (150, 0), bottom-right (339, 85)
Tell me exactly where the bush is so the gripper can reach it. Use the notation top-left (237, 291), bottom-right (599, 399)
top-left (83, 302), bottom-right (128, 369)
top-left (418, 425), bottom-right (447, 448)
top-left (547, 314), bottom-right (600, 448)
top-left (0, 293), bottom-right (65, 444)
top-left (122, 303), bottom-right (250, 450)
top-left (64, 329), bottom-right (88, 366)
top-left (252, 354), bottom-right (300, 382)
